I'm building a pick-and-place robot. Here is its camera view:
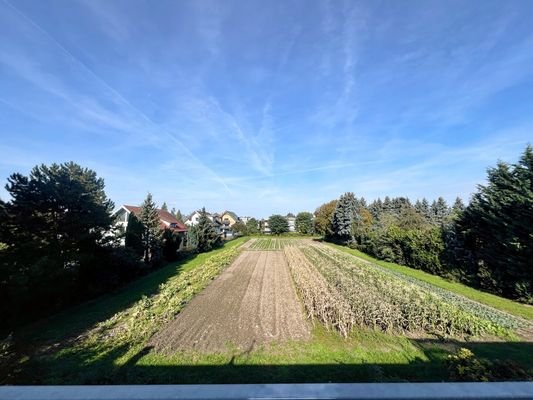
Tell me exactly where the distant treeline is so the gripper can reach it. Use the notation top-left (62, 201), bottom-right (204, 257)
top-left (315, 145), bottom-right (533, 304)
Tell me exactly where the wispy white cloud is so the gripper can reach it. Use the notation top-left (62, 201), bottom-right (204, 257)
top-left (1, 0), bottom-right (233, 195)
top-left (1, 0), bottom-right (532, 217)
top-left (77, 0), bottom-right (131, 42)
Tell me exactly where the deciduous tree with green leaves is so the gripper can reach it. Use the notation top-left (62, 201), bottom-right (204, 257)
top-left (295, 211), bottom-right (314, 235)
top-left (245, 218), bottom-right (260, 234)
top-left (231, 221), bottom-right (247, 236)
top-left (268, 214), bottom-right (289, 235)
top-left (314, 200), bottom-right (337, 238)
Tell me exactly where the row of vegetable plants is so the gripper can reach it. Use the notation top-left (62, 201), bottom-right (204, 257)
top-left (302, 244), bottom-right (508, 337)
top-left (283, 241), bottom-right (528, 338)
top-left (314, 243), bottom-right (528, 330)
top-left (283, 245), bottom-right (354, 337)
top-left (248, 238), bottom-right (286, 250)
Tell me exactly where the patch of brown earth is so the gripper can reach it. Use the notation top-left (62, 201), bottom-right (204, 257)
top-left (149, 250), bottom-right (310, 353)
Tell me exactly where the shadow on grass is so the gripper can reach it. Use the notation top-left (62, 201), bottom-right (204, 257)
top-left (13, 253), bottom-right (199, 346)
top-left (14, 340), bottom-right (532, 384)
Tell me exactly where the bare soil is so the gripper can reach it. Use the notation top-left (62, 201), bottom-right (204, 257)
top-left (150, 250), bottom-right (311, 353)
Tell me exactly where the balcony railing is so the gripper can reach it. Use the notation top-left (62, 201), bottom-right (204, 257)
top-left (1, 382), bottom-right (533, 400)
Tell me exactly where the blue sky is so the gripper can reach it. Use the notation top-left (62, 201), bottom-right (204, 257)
top-left (1, 0), bottom-right (532, 217)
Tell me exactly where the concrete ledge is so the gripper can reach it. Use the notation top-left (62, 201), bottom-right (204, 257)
top-left (1, 383), bottom-right (533, 400)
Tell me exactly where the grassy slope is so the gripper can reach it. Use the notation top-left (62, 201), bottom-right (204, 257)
top-left (8, 237), bottom-right (532, 384)
top-left (327, 243), bottom-right (533, 321)
top-left (23, 238), bottom-right (248, 344)
top-left (9, 239), bottom-right (248, 383)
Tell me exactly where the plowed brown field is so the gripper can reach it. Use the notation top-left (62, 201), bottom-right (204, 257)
top-left (150, 250), bottom-right (310, 353)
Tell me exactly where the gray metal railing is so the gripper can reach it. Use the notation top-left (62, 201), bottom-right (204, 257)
top-left (1, 383), bottom-right (533, 400)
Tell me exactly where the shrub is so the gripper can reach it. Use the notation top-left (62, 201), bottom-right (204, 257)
top-left (447, 348), bottom-right (491, 382)
top-left (447, 348), bottom-right (531, 381)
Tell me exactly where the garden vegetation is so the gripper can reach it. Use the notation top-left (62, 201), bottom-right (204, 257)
top-left (316, 145), bottom-right (533, 304)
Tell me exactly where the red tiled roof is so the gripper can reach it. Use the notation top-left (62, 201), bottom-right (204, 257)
top-left (123, 205), bottom-right (188, 232)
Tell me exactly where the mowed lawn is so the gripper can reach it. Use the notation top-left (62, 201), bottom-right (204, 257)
top-left (5, 237), bottom-right (532, 384)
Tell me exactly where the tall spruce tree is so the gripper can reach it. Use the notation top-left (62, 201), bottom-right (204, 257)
top-left (175, 209), bottom-right (184, 223)
top-left (139, 193), bottom-right (162, 264)
top-left (415, 199), bottom-right (431, 219)
top-left (196, 207), bottom-right (220, 252)
top-left (430, 197), bottom-right (449, 225)
top-left (458, 145), bottom-right (533, 302)
top-left (368, 198), bottom-right (384, 220)
top-left (451, 197), bottom-right (465, 217)
top-left (125, 213), bottom-right (144, 257)
top-left (161, 202), bottom-right (168, 211)
top-left (421, 198), bottom-right (431, 220)
top-left (332, 192), bottom-right (359, 242)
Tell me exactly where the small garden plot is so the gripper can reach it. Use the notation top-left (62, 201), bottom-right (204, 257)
top-left (150, 250), bottom-right (310, 353)
top-left (313, 244), bottom-right (529, 331)
top-left (285, 242), bottom-right (525, 338)
top-left (248, 237), bottom-right (288, 250)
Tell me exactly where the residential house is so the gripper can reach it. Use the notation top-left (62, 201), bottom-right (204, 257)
top-left (220, 210), bottom-right (240, 238)
top-left (260, 219), bottom-right (271, 234)
top-left (185, 210), bottom-right (223, 236)
top-left (286, 213), bottom-right (296, 233)
top-left (240, 216), bottom-right (252, 224)
top-left (113, 205), bottom-right (187, 243)
top-left (220, 210), bottom-right (239, 226)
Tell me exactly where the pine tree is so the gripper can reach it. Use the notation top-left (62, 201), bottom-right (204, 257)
top-left (451, 197), bottom-right (465, 217)
top-left (430, 197), bottom-right (449, 225)
top-left (458, 145), bottom-right (533, 302)
top-left (368, 198), bottom-right (383, 220)
top-left (415, 199), bottom-right (431, 219)
top-left (161, 202), bottom-right (168, 212)
top-left (125, 213), bottom-right (144, 257)
top-left (196, 207), bottom-right (220, 252)
top-left (186, 225), bottom-right (199, 250)
top-left (391, 197), bottom-right (411, 217)
top-left (332, 192), bottom-right (359, 242)
top-left (383, 196), bottom-right (392, 213)
top-left (175, 209), bottom-right (184, 223)
top-left (421, 198), bottom-right (431, 220)
top-left (139, 193), bottom-right (162, 264)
